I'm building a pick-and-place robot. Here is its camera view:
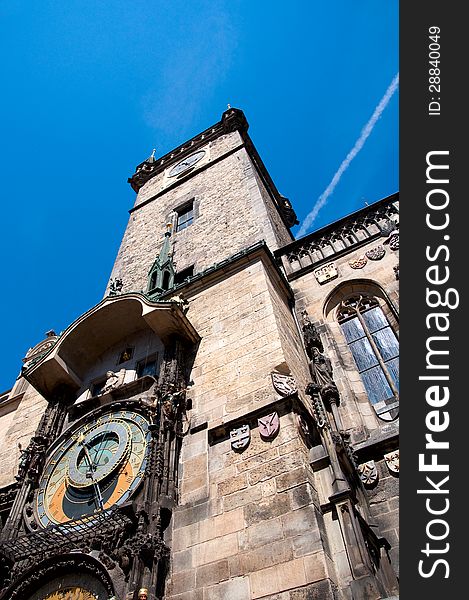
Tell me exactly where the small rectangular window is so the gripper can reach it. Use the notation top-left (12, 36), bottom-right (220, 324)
top-left (176, 202), bottom-right (194, 232)
top-left (90, 378), bottom-right (106, 397)
top-left (174, 266), bottom-right (194, 286)
top-left (137, 354), bottom-right (159, 379)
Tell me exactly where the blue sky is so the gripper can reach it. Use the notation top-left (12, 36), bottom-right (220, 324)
top-left (0, 1), bottom-right (398, 391)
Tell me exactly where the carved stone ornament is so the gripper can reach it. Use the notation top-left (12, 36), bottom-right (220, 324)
top-left (271, 372), bottom-right (297, 397)
top-left (296, 414), bottom-right (311, 445)
top-left (258, 412), bottom-right (280, 440)
top-left (100, 369), bottom-right (126, 394)
top-left (366, 245), bottom-right (386, 261)
top-left (357, 460), bottom-right (378, 486)
top-left (384, 450), bottom-right (399, 474)
top-left (109, 277), bottom-right (124, 295)
top-left (379, 220), bottom-right (397, 236)
top-left (230, 424), bottom-right (250, 451)
top-left (384, 231), bottom-right (400, 251)
top-left (394, 264), bottom-right (399, 280)
top-left (349, 257), bottom-right (367, 269)
top-left (314, 262), bottom-right (338, 284)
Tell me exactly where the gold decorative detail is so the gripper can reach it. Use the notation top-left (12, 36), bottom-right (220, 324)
top-left (43, 587), bottom-right (97, 600)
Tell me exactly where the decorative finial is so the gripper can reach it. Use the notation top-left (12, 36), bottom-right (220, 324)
top-left (151, 148), bottom-right (156, 158)
top-left (227, 103), bottom-right (231, 109)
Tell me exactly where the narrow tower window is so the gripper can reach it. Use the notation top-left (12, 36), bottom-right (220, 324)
top-left (176, 201), bottom-right (194, 231)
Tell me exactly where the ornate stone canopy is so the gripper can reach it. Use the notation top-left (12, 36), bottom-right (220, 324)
top-left (22, 294), bottom-right (199, 399)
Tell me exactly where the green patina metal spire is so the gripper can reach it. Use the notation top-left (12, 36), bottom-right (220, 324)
top-left (147, 223), bottom-right (175, 297)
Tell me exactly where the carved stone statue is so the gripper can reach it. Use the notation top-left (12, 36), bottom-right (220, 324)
top-left (17, 436), bottom-right (47, 484)
top-left (308, 347), bottom-right (335, 389)
top-left (301, 310), bottom-right (323, 356)
top-left (160, 384), bottom-right (186, 430)
top-left (109, 277), bottom-right (124, 295)
top-left (101, 369), bottom-right (125, 394)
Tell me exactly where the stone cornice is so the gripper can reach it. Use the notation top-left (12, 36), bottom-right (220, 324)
top-left (128, 108), bottom-right (249, 192)
top-left (157, 240), bottom-right (294, 303)
top-left (276, 193), bottom-right (399, 279)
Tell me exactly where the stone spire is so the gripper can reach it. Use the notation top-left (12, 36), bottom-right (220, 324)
top-left (146, 224), bottom-right (175, 296)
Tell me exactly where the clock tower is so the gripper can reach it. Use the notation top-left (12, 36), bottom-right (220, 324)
top-left (0, 108), bottom-right (399, 600)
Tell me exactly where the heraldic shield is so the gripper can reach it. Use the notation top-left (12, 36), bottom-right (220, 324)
top-left (258, 412), bottom-right (280, 440)
top-left (230, 424), bottom-right (251, 451)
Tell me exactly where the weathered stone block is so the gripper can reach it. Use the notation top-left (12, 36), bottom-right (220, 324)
top-left (183, 454), bottom-right (208, 478)
top-left (241, 517), bottom-right (284, 551)
top-left (173, 522), bottom-right (200, 552)
top-left (292, 530), bottom-right (323, 558)
top-left (169, 569), bottom-right (196, 596)
top-left (236, 447), bottom-right (279, 473)
top-left (217, 473), bottom-right (248, 496)
top-left (289, 483), bottom-right (318, 511)
top-left (249, 558), bottom-right (307, 599)
top-left (239, 539), bottom-right (294, 573)
top-left (203, 576), bottom-right (251, 600)
top-left (281, 506), bottom-right (318, 539)
top-left (195, 559), bottom-right (230, 588)
top-left (223, 484), bottom-right (263, 511)
top-left (199, 507), bottom-right (245, 542)
top-left (289, 579), bottom-right (339, 600)
top-left (248, 453), bottom-right (305, 486)
top-left (303, 552), bottom-right (328, 584)
top-left (173, 548), bottom-right (194, 572)
top-left (193, 532), bottom-right (239, 567)
top-left (174, 502), bottom-right (210, 530)
top-left (276, 466), bottom-right (309, 492)
top-left (244, 492), bottom-right (291, 526)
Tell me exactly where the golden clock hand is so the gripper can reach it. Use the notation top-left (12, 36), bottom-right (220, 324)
top-left (92, 432), bottom-right (109, 467)
top-left (80, 441), bottom-right (104, 510)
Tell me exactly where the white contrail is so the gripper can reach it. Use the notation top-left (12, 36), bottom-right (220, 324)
top-left (297, 73), bottom-right (399, 237)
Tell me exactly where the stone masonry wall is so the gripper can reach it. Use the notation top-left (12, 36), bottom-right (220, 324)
top-left (165, 256), bottom-right (346, 598)
top-left (367, 459), bottom-right (399, 575)
top-left (186, 260), bottom-right (289, 427)
top-left (290, 238), bottom-right (399, 440)
top-left (288, 234), bottom-right (400, 580)
top-left (0, 386), bottom-right (47, 488)
top-left (108, 132), bottom-right (292, 296)
top-left (168, 413), bottom-right (339, 600)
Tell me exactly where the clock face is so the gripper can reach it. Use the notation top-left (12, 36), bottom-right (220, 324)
top-left (36, 409), bottom-right (151, 527)
top-left (168, 150), bottom-right (205, 177)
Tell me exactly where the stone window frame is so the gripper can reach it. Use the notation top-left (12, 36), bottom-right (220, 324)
top-left (337, 295), bottom-right (399, 418)
top-left (175, 202), bottom-right (194, 232)
top-left (324, 279), bottom-right (399, 421)
top-left (135, 353), bottom-right (160, 380)
top-left (170, 194), bottom-right (201, 234)
top-left (89, 375), bottom-right (108, 398)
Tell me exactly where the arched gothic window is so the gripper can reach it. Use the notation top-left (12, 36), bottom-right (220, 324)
top-left (338, 295), bottom-right (399, 420)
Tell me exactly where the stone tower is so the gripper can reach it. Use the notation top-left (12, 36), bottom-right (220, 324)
top-left (0, 108), bottom-right (399, 600)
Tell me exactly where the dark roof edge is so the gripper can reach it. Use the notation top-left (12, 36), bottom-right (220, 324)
top-left (277, 192), bottom-right (399, 256)
top-left (159, 240), bottom-right (294, 301)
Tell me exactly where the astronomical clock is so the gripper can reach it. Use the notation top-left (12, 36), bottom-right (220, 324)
top-left (0, 294), bottom-right (199, 600)
top-left (35, 409), bottom-right (151, 528)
